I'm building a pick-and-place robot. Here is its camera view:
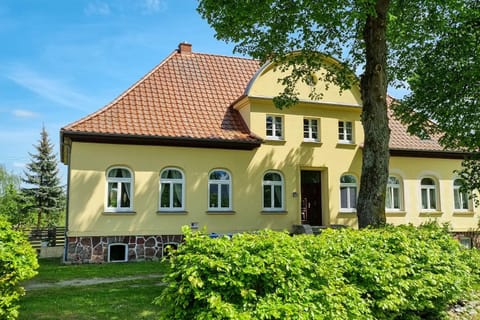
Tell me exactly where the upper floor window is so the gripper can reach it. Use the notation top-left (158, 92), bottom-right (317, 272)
top-left (340, 174), bottom-right (357, 211)
top-left (159, 168), bottom-right (184, 211)
top-left (420, 177), bottom-right (438, 210)
top-left (266, 115), bottom-right (283, 140)
top-left (106, 167), bottom-right (133, 212)
top-left (304, 118), bottom-right (319, 142)
top-left (453, 179), bottom-right (470, 211)
top-left (338, 121), bottom-right (353, 143)
top-left (208, 170), bottom-right (232, 210)
top-left (263, 171), bottom-right (284, 210)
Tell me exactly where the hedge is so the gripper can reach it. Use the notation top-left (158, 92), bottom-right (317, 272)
top-left (0, 217), bottom-right (38, 319)
top-left (155, 223), bottom-right (480, 320)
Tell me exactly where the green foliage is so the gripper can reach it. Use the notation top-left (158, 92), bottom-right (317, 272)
top-left (0, 165), bottom-right (20, 196)
top-left (22, 127), bottom-right (65, 228)
top-left (0, 184), bottom-right (35, 230)
top-left (393, 1), bottom-right (479, 148)
top-left (393, 1), bottom-right (479, 194)
top-left (0, 216), bottom-right (38, 319)
top-left (156, 224), bottom-right (477, 319)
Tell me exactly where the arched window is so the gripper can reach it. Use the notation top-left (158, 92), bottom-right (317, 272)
top-left (208, 170), bottom-right (232, 210)
top-left (340, 174), bottom-right (357, 211)
top-left (453, 179), bottom-right (470, 211)
top-left (420, 177), bottom-right (438, 210)
top-left (159, 168), bottom-right (184, 211)
top-left (386, 176), bottom-right (402, 211)
top-left (263, 171), bottom-right (284, 210)
top-left (106, 167), bottom-right (133, 212)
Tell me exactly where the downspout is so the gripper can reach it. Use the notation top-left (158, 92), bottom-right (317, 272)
top-left (61, 135), bottom-right (72, 263)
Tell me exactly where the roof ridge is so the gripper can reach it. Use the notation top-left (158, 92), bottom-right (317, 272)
top-left (191, 51), bottom-right (258, 62)
top-left (62, 49), bottom-right (179, 130)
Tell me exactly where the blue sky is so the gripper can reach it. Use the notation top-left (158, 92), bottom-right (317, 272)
top-left (0, 0), bottom-right (408, 183)
top-left (0, 0), bottom-right (240, 181)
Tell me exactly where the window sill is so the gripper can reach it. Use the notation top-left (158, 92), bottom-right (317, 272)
top-left (302, 140), bottom-right (322, 146)
top-left (336, 142), bottom-right (356, 149)
top-left (339, 210), bottom-right (357, 214)
top-left (261, 210), bottom-right (288, 214)
top-left (419, 211), bottom-right (443, 217)
top-left (206, 210), bottom-right (236, 215)
top-left (103, 211), bottom-right (136, 215)
top-left (157, 210), bottom-right (188, 215)
top-left (453, 211), bottom-right (475, 216)
top-left (264, 139), bottom-right (286, 145)
top-left (386, 210), bottom-right (407, 216)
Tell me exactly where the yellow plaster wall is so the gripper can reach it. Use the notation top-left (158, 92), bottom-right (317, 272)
top-left (386, 157), bottom-right (478, 232)
top-left (246, 61), bottom-right (362, 107)
top-left (67, 57), bottom-right (478, 236)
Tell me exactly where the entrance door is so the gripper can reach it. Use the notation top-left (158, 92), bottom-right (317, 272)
top-left (301, 171), bottom-right (322, 226)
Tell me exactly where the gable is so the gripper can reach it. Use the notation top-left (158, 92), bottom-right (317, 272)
top-left (245, 56), bottom-right (362, 107)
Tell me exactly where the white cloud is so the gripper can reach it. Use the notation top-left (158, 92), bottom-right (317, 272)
top-left (141, 0), bottom-right (167, 14)
top-left (84, 2), bottom-right (111, 16)
top-left (12, 109), bottom-right (38, 118)
top-left (13, 162), bottom-right (26, 169)
top-left (6, 67), bottom-right (93, 111)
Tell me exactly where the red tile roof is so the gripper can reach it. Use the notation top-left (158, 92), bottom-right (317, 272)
top-left (62, 43), bottom-right (455, 157)
top-left (62, 43), bottom-right (262, 148)
top-left (388, 108), bottom-right (443, 152)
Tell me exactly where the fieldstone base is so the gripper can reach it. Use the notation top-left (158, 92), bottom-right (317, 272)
top-left (66, 234), bottom-right (183, 263)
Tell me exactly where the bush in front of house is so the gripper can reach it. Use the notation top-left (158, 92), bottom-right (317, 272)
top-left (155, 223), bottom-right (478, 320)
top-left (0, 216), bottom-right (38, 320)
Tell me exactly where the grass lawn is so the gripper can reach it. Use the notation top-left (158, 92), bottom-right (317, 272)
top-left (19, 258), bottom-right (169, 320)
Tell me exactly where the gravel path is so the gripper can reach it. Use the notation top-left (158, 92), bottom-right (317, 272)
top-left (24, 274), bottom-right (166, 290)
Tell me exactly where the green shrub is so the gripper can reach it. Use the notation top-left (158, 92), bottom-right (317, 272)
top-left (155, 224), bottom-right (476, 320)
top-left (0, 216), bottom-right (38, 319)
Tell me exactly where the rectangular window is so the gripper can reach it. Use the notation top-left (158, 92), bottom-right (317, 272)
top-left (338, 121), bottom-right (353, 143)
top-left (304, 118), bottom-right (319, 142)
top-left (209, 184), bottom-right (230, 209)
top-left (160, 183), bottom-right (171, 208)
top-left (266, 115), bottom-right (283, 140)
top-left (454, 189), bottom-right (469, 210)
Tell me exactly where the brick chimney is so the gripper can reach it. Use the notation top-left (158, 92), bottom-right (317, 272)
top-left (178, 42), bottom-right (192, 54)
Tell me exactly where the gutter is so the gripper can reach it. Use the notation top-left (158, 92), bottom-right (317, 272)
top-left (60, 130), bottom-right (262, 151)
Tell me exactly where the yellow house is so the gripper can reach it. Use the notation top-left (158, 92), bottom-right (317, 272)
top-left (60, 43), bottom-right (478, 263)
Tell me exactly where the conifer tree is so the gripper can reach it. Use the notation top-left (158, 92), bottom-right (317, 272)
top-left (23, 126), bottom-right (64, 228)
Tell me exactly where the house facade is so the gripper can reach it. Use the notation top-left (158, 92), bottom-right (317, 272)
top-left (61, 43), bottom-right (478, 263)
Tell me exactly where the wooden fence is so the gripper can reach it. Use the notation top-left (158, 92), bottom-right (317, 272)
top-left (25, 227), bottom-right (66, 249)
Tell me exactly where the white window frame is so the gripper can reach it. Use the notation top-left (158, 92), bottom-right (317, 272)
top-left (159, 168), bottom-right (185, 211)
top-left (266, 115), bottom-right (283, 140)
top-left (453, 178), bottom-right (471, 211)
top-left (386, 176), bottom-right (403, 211)
top-left (262, 171), bottom-right (284, 211)
top-left (105, 167), bottom-right (134, 212)
top-left (208, 169), bottom-right (232, 211)
top-left (303, 118), bottom-right (320, 142)
top-left (340, 174), bottom-right (357, 212)
top-left (338, 121), bottom-right (353, 143)
top-left (420, 177), bottom-right (438, 211)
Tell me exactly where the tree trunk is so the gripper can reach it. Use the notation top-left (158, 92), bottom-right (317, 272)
top-left (357, 0), bottom-right (390, 228)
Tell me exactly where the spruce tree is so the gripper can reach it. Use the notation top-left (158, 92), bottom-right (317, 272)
top-left (23, 126), bottom-right (64, 228)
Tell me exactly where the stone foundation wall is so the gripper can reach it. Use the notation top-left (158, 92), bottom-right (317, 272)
top-left (66, 234), bottom-right (183, 263)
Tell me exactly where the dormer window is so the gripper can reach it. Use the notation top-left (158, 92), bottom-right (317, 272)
top-left (266, 115), bottom-right (283, 140)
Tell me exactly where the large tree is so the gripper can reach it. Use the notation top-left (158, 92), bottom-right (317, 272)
top-left (197, 0), bottom-right (468, 227)
top-left (23, 127), bottom-right (64, 228)
top-left (393, 3), bottom-right (479, 197)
